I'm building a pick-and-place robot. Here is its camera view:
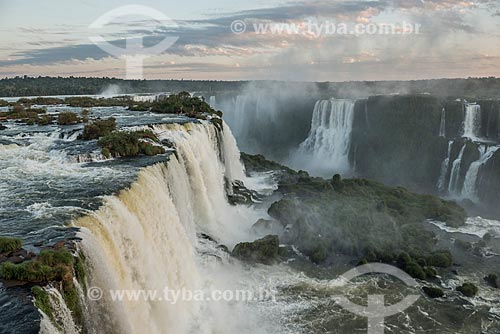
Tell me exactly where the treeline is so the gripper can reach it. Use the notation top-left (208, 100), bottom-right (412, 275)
top-left (0, 76), bottom-right (246, 97)
top-left (1, 76), bottom-right (500, 98)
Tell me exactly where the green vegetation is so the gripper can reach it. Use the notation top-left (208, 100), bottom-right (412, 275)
top-left (427, 251), bottom-right (453, 268)
top-left (17, 97), bottom-right (64, 106)
top-left (74, 254), bottom-right (87, 290)
top-left (457, 283), bottom-right (478, 297)
top-left (1, 76), bottom-right (500, 99)
top-left (240, 153), bottom-right (297, 174)
top-left (232, 235), bottom-right (279, 265)
top-left (57, 111), bottom-right (80, 125)
top-left (0, 236), bottom-right (22, 253)
top-left (151, 92), bottom-right (216, 114)
top-left (423, 286), bottom-right (444, 298)
top-left (64, 96), bottom-right (131, 108)
top-left (0, 105), bottom-right (51, 125)
top-left (242, 154), bottom-right (465, 266)
top-left (388, 251), bottom-right (451, 280)
top-left (32, 286), bottom-right (54, 321)
top-left (0, 249), bottom-right (73, 283)
top-left (98, 130), bottom-right (165, 158)
top-left (81, 117), bottom-right (116, 140)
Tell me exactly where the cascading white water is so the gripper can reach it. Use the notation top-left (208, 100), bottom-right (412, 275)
top-left (290, 99), bottom-right (355, 177)
top-left (437, 140), bottom-right (453, 192)
top-left (448, 143), bottom-right (467, 194)
top-left (208, 96), bottom-right (217, 107)
top-left (439, 108), bottom-right (446, 137)
top-left (463, 103), bottom-right (481, 140)
top-left (39, 286), bottom-right (80, 334)
top-left (462, 145), bottom-right (500, 201)
top-left (73, 121), bottom-right (271, 334)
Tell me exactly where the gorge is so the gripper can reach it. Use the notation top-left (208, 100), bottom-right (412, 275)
top-left (0, 87), bottom-right (500, 334)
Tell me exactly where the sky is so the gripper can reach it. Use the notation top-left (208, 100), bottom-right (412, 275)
top-left (0, 0), bottom-right (499, 81)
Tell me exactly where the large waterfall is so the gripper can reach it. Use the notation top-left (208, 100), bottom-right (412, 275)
top-left (463, 103), bottom-right (481, 140)
top-left (289, 99), bottom-right (355, 177)
top-left (72, 121), bottom-right (272, 334)
top-left (462, 145), bottom-right (500, 201)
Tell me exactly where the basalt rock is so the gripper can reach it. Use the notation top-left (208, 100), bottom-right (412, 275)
top-left (484, 273), bottom-right (500, 289)
top-left (227, 180), bottom-right (260, 205)
top-left (423, 286), bottom-right (445, 299)
top-left (457, 282), bottom-right (478, 297)
top-left (232, 235), bottom-right (279, 265)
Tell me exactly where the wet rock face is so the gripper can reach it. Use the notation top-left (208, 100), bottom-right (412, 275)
top-left (478, 100), bottom-right (500, 142)
top-left (350, 95), bottom-right (449, 193)
top-left (478, 149), bottom-right (500, 216)
top-left (227, 180), bottom-right (261, 205)
top-left (232, 235), bottom-right (279, 265)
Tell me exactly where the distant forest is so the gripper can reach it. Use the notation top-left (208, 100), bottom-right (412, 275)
top-left (1, 76), bottom-right (500, 99)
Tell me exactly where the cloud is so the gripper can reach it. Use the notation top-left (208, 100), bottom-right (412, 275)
top-left (1, 0), bottom-right (499, 80)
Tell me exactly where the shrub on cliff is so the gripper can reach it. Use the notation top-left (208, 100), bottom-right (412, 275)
top-left (428, 251), bottom-right (453, 268)
top-left (81, 117), bottom-right (116, 140)
top-left (98, 130), bottom-right (165, 158)
top-left (0, 249), bottom-right (73, 283)
top-left (32, 286), bottom-right (54, 321)
top-left (423, 286), bottom-right (444, 298)
top-left (232, 235), bottom-right (279, 265)
top-left (0, 237), bottom-right (22, 253)
top-left (457, 282), bottom-right (478, 297)
top-left (151, 92), bottom-right (216, 114)
top-left (57, 111), bottom-right (80, 125)
top-left (1, 106), bottom-right (47, 125)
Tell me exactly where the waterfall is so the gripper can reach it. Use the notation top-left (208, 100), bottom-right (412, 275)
top-left (222, 122), bottom-right (246, 183)
top-left (439, 108), bottom-right (446, 137)
top-left (208, 96), bottom-right (216, 107)
top-left (462, 145), bottom-right (500, 201)
top-left (448, 143), bottom-right (467, 194)
top-left (463, 103), bottom-right (481, 140)
top-left (290, 99), bottom-right (355, 177)
top-left (38, 286), bottom-right (80, 334)
top-left (437, 140), bottom-right (453, 192)
top-left (72, 121), bottom-right (267, 334)
top-left (364, 100), bottom-right (370, 129)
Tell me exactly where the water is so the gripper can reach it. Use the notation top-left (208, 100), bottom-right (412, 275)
top-left (74, 121), bottom-right (277, 334)
top-left (463, 103), bottom-right (481, 140)
top-left (3, 98), bottom-right (500, 334)
top-left (289, 99), bottom-right (355, 177)
top-left (448, 143), bottom-right (467, 194)
top-left (437, 140), bottom-right (453, 192)
top-left (439, 108), bottom-right (446, 137)
top-left (208, 96), bottom-right (216, 107)
top-left (462, 145), bottom-right (500, 201)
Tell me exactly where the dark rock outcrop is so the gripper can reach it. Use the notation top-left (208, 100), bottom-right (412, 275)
top-left (423, 286), bottom-right (445, 299)
top-left (484, 273), bottom-right (500, 289)
top-left (457, 282), bottom-right (478, 297)
top-left (227, 180), bottom-right (260, 205)
top-left (232, 235), bottom-right (279, 265)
